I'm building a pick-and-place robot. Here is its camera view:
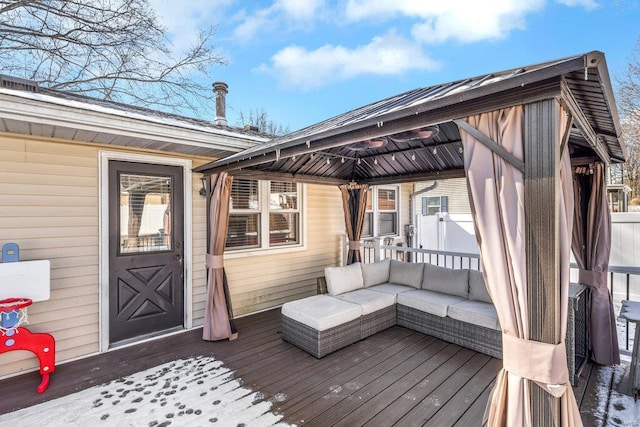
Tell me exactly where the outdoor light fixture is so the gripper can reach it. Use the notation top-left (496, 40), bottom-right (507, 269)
top-left (199, 176), bottom-right (207, 198)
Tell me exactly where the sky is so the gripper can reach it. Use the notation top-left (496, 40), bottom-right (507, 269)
top-left (149, 0), bottom-right (640, 132)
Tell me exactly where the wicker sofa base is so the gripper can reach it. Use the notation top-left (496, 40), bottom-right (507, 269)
top-left (361, 305), bottom-right (396, 339)
top-left (397, 304), bottom-right (503, 359)
top-left (281, 314), bottom-right (360, 358)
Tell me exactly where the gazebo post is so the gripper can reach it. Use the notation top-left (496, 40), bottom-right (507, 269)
top-left (524, 98), bottom-right (563, 424)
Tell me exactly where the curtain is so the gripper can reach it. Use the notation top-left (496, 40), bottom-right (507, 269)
top-left (203, 172), bottom-right (238, 341)
top-left (339, 183), bottom-right (369, 265)
top-left (459, 103), bottom-right (581, 426)
top-left (572, 163), bottom-right (620, 365)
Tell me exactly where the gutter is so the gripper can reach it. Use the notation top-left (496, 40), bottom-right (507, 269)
top-left (409, 181), bottom-right (439, 248)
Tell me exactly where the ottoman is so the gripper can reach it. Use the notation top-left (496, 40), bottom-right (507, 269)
top-left (281, 295), bottom-right (361, 358)
top-left (334, 289), bottom-right (396, 339)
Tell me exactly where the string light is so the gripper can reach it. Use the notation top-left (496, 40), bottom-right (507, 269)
top-left (432, 147), bottom-right (437, 155)
top-left (341, 157), bottom-right (345, 164)
top-left (411, 154), bottom-right (416, 161)
top-left (391, 153), bottom-right (396, 161)
top-left (374, 158), bottom-right (378, 165)
top-left (458, 146), bottom-right (463, 154)
top-left (357, 158), bottom-right (361, 165)
top-left (326, 158), bottom-right (330, 165)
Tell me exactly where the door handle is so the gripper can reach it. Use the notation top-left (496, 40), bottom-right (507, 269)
top-left (176, 254), bottom-right (183, 266)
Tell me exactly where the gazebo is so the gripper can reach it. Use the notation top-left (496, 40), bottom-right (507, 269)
top-left (195, 51), bottom-right (625, 425)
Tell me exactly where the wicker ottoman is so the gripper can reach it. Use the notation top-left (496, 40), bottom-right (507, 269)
top-left (334, 289), bottom-right (397, 339)
top-left (281, 295), bottom-right (361, 358)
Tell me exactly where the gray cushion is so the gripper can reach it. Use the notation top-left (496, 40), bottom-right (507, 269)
top-left (361, 259), bottom-right (390, 287)
top-left (324, 262), bottom-right (364, 296)
top-left (281, 295), bottom-right (361, 331)
top-left (422, 263), bottom-right (469, 298)
top-left (334, 289), bottom-right (395, 315)
top-left (367, 284), bottom-right (415, 302)
top-left (468, 269), bottom-right (492, 303)
top-left (397, 289), bottom-right (466, 317)
top-left (389, 260), bottom-right (424, 289)
top-left (448, 300), bottom-right (500, 330)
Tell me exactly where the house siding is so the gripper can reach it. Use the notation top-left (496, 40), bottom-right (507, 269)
top-left (223, 184), bottom-right (345, 317)
top-left (0, 134), bottom-right (210, 378)
top-left (0, 135), bottom-right (419, 378)
top-left (414, 178), bottom-right (471, 215)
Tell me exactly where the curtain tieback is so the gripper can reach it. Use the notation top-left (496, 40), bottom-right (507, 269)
top-left (578, 268), bottom-right (607, 287)
top-left (502, 333), bottom-right (569, 397)
top-left (206, 254), bottom-right (224, 269)
top-left (348, 240), bottom-right (360, 250)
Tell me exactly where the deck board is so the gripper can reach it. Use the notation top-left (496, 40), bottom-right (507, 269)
top-left (0, 308), bottom-right (628, 425)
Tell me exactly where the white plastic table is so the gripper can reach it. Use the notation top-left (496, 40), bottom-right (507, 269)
top-left (619, 300), bottom-right (640, 398)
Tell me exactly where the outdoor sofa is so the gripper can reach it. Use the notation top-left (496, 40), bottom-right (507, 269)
top-left (281, 258), bottom-right (587, 385)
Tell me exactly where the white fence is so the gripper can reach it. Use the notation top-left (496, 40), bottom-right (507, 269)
top-left (412, 212), bottom-right (640, 355)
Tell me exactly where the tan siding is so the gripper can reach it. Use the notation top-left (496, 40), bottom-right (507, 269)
top-left (414, 178), bottom-right (471, 215)
top-left (224, 184), bottom-right (345, 317)
top-left (190, 159), bottom-right (209, 327)
top-left (0, 135), bottom-right (211, 378)
top-left (0, 135), bottom-right (100, 377)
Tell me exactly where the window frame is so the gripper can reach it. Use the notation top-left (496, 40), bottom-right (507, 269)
top-left (422, 195), bottom-right (449, 216)
top-left (226, 178), bottom-right (305, 254)
top-left (362, 185), bottom-right (400, 238)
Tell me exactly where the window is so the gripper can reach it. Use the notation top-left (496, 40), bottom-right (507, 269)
top-left (362, 186), bottom-right (399, 238)
top-left (226, 178), bottom-right (302, 250)
top-left (422, 196), bottom-right (448, 216)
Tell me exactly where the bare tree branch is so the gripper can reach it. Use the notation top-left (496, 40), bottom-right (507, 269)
top-left (236, 107), bottom-right (290, 136)
top-left (0, 0), bottom-right (226, 117)
top-left (615, 36), bottom-right (640, 200)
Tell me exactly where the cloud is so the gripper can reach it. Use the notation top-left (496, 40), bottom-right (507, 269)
top-left (555, 0), bottom-right (598, 9)
top-left (257, 31), bottom-right (441, 90)
top-left (232, 0), bottom-right (324, 43)
top-left (148, 0), bottom-right (228, 50)
top-left (345, 0), bottom-right (547, 44)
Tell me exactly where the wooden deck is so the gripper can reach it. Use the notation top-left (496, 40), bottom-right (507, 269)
top-left (0, 308), bottom-right (635, 425)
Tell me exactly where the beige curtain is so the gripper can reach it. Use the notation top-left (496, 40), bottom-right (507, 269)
top-left (459, 104), bottom-right (581, 426)
top-left (203, 172), bottom-right (238, 341)
top-left (339, 183), bottom-right (369, 265)
top-left (572, 163), bottom-right (620, 365)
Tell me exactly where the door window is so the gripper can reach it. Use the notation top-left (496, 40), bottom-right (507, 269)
top-left (119, 174), bottom-right (172, 253)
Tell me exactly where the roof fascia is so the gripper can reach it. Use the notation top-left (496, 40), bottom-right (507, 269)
top-left (0, 90), bottom-right (265, 152)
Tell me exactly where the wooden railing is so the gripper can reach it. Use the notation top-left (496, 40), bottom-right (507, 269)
top-left (358, 237), bottom-right (480, 270)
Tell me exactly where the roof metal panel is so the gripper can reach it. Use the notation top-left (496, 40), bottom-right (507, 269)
top-left (195, 51), bottom-right (624, 184)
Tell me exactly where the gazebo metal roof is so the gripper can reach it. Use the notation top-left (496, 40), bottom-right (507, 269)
top-left (194, 51), bottom-right (625, 184)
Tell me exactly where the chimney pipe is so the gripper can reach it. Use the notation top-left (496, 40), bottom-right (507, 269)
top-left (213, 82), bottom-right (228, 126)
